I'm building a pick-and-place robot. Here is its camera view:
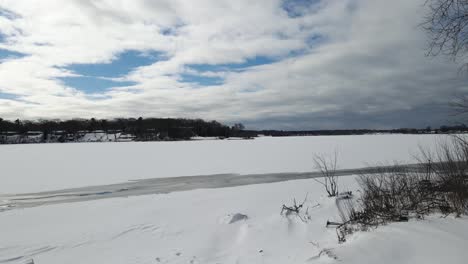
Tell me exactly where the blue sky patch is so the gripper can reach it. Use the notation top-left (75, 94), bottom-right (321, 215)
top-left (0, 7), bottom-right (20, 20)
top-left (58, 76), bottom-right (136, 93)
top-left (282, 0), bottom-right (320, 18)
top-left (0, 48), bottom-right (26, 60)
top-left (179, 74), bottom-right (224, 86)
top-left (187, 56), bottom-right (276, 73)
top-left (182, 56), bottom-right (279, 86)
top-left (64, 50), bottom-right (162, 78)
top-left (60, 50), bottom-right (162, 93)
top-left (306, 34), bottom-right (324, 46)
top-left (0, 92), bottom-right (19, 100)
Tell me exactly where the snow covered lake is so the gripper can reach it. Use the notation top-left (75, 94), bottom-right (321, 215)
top-left (0, 134), bottom-right (445, 194)
top-left (1, 134), bottom-right (467, 264)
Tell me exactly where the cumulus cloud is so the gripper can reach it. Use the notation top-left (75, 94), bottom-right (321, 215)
top-left (0, 0), bottom-right (465, 129)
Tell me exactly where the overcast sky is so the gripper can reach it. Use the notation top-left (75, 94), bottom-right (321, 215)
top-left (0, 0), bottom-right (466, 129)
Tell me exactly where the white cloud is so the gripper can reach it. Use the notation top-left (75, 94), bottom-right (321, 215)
top-left (0, 0), bottom-right (465, 129)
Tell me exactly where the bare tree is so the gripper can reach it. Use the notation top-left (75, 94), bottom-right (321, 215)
top-left (313, 151), bottom-right (339, 197)
top-left (423, 1), bottom-right (468, 116)
top-left (423, 0), bottom-right (468, 62)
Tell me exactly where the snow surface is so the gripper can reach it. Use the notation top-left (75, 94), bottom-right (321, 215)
top-left (1, 135), bottom-right (467, 264)
top-left (1, 177), bottom-right (467, 264)
top-left (0, 134), bottom-right (448, 194)
top-left (335, 215), bottom-right (468, 264)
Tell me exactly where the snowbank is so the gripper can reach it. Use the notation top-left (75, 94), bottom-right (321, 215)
top-left (336, 215), bottom-right (468, 264)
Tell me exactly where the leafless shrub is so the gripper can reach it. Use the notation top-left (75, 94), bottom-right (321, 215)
top-left (354, 136), bottom-right (468, 229)
top-left (356, 165), bottom-right (447, 225)
top-left (335, 222), bottom-right (364, 243)
top-left (417, 136), bottom-right (468, 215)
top-left (281, 194), bottom-right (320, 222)
top-left (294, 136), bottom-right (467, 243)
top-left (313, 151), bottom-right (339, 197)
top-left (281, 196), bottom-right (306, 216)
top-left (325, 136), bottom-right (468, 242)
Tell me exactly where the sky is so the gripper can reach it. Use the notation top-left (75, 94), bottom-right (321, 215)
top-left (0, 0), bottom-right (466, 130)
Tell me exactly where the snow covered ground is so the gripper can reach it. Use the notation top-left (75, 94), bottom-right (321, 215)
top-left (1, 134), bottom-right (467, 264)
top-left (0, 134), bottom-right (447, 194)
top-left (1, 177), bottom-right (467, 264)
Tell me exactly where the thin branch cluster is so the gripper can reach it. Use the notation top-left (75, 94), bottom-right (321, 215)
top-left (281, 194), bottom-right (320, 223)
top-left (320, 136), bottom-right (468, 243)
top-left (423, 0), bottom-right (468, 63)
top-left (313, 151), bottom-right (339, 197)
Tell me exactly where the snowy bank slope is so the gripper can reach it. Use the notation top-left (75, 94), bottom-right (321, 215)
top-left (1, 177), bottom-right (467, 264)
top-left (0, 134), bottom-right (446, 193)
top-left (335, 215), bottom-right (468, 264)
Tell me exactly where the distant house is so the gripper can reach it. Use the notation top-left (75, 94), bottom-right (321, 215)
top-left (26, 131), bottom-right (42, 136)
top-left (117, 133), bottom-right (136, 142)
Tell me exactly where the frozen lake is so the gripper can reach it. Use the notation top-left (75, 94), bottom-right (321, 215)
top-left (0, 134), bottom-right (446, 193)
top-left (1, 134), bottom-right (467, 264)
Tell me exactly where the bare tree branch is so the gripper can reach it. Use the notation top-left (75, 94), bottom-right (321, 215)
top-left (313, 150), bottom-right (339, 197)
top-left (423, 0), bottom-right (468, 65)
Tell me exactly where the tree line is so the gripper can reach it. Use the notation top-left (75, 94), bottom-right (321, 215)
top-left (0, 117), bottom-right (250, 142)
top-left (0, 116), bottom-right (464, 144)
